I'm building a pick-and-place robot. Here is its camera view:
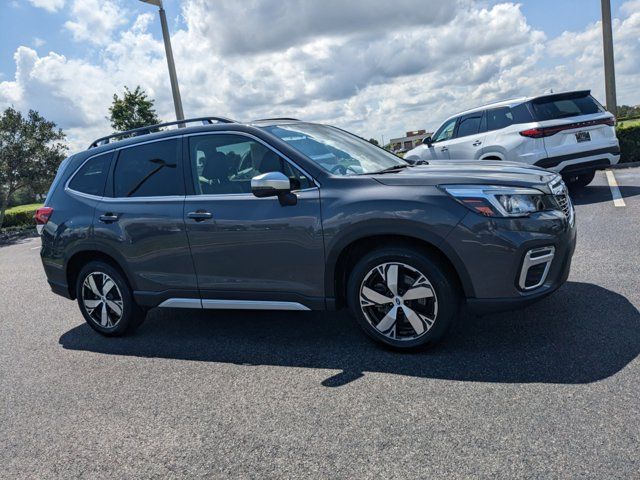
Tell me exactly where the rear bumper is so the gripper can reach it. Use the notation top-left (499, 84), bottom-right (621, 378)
top-left (48, 279), bottom-right (73, 299)
top-left (534, 146), bottom-right (620, 174)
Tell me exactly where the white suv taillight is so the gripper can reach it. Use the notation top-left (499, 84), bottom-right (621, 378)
top-left (519, 117), bottom-right (616, 138)
top-left (34, 207), bottom-right (53, 235)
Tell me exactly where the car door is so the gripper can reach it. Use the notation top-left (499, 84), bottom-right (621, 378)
top-left (445, 111), bottom-right (486, 160)
top-left (183, 132), bottom-right (325, 310)
top-left (423, 117), bottom-right (457, 160)
top-left (93, 137), bottom-right (199, 303)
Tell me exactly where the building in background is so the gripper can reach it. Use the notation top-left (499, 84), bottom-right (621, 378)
top-left (388, 129), bottom-right (432, 153)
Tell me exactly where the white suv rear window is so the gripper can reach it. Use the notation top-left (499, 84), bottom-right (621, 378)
top-left (530, 94), bottom-right (604, 121)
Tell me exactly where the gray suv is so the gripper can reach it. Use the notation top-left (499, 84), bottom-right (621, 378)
top-left (37, 117), bottom-right (576, 349)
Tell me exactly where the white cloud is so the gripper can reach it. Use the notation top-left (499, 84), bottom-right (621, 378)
top-left (1, 0), bottom-right (639, 152)
top-left (27, 0), bottom-right (65, 12)
top-left (32, 37), bottom-right (46, 48)
top-left (64, 0), bottom-right (127, 45)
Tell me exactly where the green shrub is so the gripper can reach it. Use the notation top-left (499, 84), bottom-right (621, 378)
top-left (2, 203), bottom-right (42, 228)
top-left (617, 124), bottom-right (640, 163)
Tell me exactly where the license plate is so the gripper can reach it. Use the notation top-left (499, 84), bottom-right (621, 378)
top-left (575, 131), bottom-right (591, 143)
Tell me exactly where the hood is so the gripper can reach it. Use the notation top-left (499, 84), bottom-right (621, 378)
top-left (373, 160), bottom-right (560, 193)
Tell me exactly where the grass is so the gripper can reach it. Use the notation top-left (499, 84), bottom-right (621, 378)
top-left (618, 117), bottom-right (640, 129)
top-left (5, 203), bottom-right (42, 214)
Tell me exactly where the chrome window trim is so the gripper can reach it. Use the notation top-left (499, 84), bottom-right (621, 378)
top-left (184, 130), bottom-right (321, 189)
top-left (113, 136), bottom-right (181, 151)
top-left (184, 186), bottom-right (319, 201)
top-left (64, 150), bottom-right (115, 200)
top-left (65, 131), bottom-right (320, 202)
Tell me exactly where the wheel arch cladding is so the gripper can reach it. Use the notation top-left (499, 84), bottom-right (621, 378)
top-left (66, 250), bottom-right (133, 300)
top-left (328, 233), bottom-right (472, 309)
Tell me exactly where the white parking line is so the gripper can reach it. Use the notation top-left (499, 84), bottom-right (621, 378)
top-left (605, 170), bottom-right (626, 207)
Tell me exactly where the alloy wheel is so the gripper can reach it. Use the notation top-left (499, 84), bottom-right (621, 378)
top-left (81, 272), bottom-right (124, 328)
top-left (359, 262), bottom-right (438, 341)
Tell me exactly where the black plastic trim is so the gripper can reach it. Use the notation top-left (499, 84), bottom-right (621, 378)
top-left (534, 146), bottom-right (621, 169)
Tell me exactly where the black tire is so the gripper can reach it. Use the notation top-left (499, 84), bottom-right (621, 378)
top-left (75, 261), bottom-right (146, 336)
top-left (564, 171), bottom-right (595, 189)
top-left (346, 247), bottom-right (460, 350)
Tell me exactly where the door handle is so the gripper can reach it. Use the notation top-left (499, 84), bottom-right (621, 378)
top-left (440, 147), bottom-right (448, 151)
top-left (99, 213), bottom-right (119, 223)
top-left (187, 210), bottom-right (213, 222)
top-left (472, 140), bottom-right (482, 146)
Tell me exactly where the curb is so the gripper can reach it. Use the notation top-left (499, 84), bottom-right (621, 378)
top-left (0, 227), bottom-right (38, 246)
top-left (611, 161), bottom-right (640, 170)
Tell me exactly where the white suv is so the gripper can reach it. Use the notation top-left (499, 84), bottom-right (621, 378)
top-left (405, 90), bottom-right (620, 187)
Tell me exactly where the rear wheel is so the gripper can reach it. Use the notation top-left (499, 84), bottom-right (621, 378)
top-left (563, 171), bottom-right (595, 189)
top-left (347, 247), bottom-right (460, 350)
top-left (75, 261), bottom-right (146, 336)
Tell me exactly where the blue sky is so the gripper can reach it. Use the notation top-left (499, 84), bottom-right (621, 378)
top-left (0, 0), bottom-right (628, 78)
top-left (0, 0), bottom-right (181, 77)
top-left (1, 0), bottom-right (638, 149)
top-left (517, 0), bottom-right (627, 37)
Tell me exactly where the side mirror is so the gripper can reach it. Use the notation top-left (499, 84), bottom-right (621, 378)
top-left (251, 171), bottom-right (291, 198)
top-left (422, 136), bottom-right (433, 146)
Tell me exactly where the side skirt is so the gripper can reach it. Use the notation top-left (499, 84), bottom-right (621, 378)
top-left (157, 298), bottom-right (310, 311)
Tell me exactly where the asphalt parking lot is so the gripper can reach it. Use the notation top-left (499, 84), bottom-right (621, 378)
top-left (1, 168), bottom-right (639, 478)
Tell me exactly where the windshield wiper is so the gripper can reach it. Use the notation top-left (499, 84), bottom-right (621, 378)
top-left (370, 164), bottom-right (411, 175)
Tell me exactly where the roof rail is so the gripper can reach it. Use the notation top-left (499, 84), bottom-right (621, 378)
top-left (88, 116), bottom-right (238, 149)
top-left (252, 117), bottom-right (301, 122)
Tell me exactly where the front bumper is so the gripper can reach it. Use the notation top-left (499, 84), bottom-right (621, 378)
top-left (444, 208), bottom-right (577, 314)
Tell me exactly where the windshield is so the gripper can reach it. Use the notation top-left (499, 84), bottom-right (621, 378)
top-left (261, 123), bottom-right (406, 176)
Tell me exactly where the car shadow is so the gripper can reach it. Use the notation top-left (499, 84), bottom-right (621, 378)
top-left (59, 282), bottom-right (640, 386)
top-left (570, 185), bottom-right (640, 205)
top-left (0, 230), bottom-right (38, 247)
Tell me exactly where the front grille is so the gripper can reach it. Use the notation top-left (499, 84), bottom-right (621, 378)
top-left (550, 177), bottom-right (574, 225)
top-left (556, 193), bottom-right (571, 217)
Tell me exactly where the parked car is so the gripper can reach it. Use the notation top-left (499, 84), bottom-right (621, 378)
top-left (36, 117), bottom-right (576, 350)
top-left (404, 90), bottom-right (620, 188)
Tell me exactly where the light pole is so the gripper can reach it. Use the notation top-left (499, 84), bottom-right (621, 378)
top-left (600, 0), bottom-right (617, 116)
top-left (140, 0), bottom-right (185, 123)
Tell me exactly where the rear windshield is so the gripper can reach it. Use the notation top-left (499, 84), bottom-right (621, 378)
top-left (530, 92), bottom-right (605, 121)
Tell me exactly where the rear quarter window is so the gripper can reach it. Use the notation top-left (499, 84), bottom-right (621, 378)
top-left (68, 152), bottom-right (113, 197)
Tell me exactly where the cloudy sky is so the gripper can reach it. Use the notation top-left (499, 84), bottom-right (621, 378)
top-left (1, 0), bottom-right (639, 150)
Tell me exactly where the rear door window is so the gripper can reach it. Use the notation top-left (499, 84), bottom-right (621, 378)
top-left (68, 152), bottom-right (112, 196)
top-left (530, 93), bottom-right (604, 121)
top-left (113, 139), bottom-right (183, 198)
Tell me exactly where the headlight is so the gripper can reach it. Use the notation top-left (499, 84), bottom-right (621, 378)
top-left (442, 185), bottom-right (546, 218)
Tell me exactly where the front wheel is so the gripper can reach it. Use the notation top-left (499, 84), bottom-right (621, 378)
top-left (75, 261), bottom-right (146, 336)
top-left (347, 247), bottom-right (460, 350)
top-left (563, 171), bottom-right (595, 189)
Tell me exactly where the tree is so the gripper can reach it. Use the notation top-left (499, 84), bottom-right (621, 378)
top-left (108, 86), bottom-right (161, 132)
top-left (0, 108), bottom-right (67, 227)
top-left (618, 104), bottom-right (640, 119)
top-left (368, 138), bottom-right (379, 146)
